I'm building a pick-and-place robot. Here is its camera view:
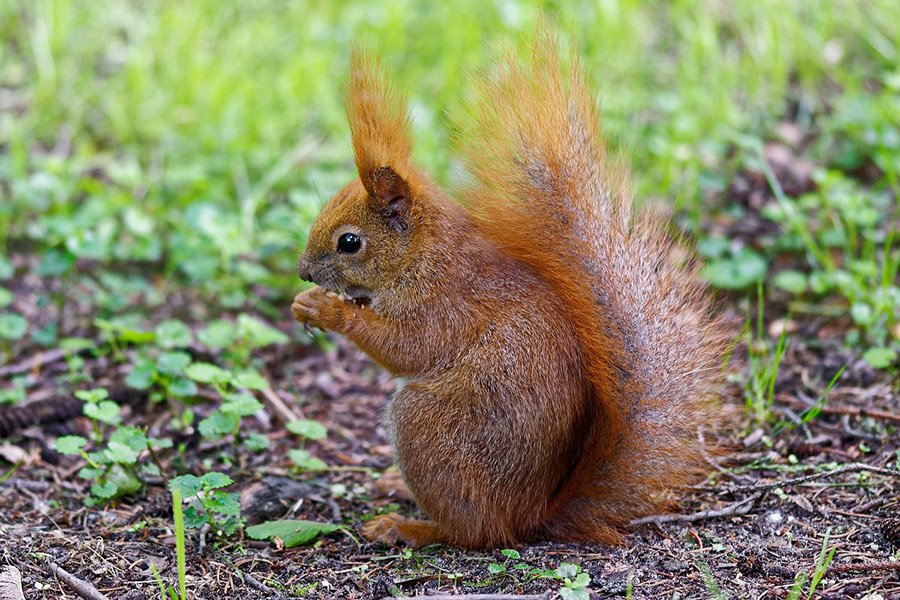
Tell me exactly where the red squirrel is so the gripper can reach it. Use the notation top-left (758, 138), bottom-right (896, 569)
top-left (291, 30), bottom-right (729, 548)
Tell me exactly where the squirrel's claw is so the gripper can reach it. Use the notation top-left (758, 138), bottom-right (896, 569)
top-left (291, 288), bottom-right (324, 326)
top-left (292, 286), bottom-right (351, 333)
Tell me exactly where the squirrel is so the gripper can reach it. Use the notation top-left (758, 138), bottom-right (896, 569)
top-left (291, 30), bottom-right (729, 549)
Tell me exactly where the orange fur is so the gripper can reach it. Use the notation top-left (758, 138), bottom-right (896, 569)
top-left (347, 48), bottom-right (419, 198)
top-left (291, 28), bottom-right (730, 549)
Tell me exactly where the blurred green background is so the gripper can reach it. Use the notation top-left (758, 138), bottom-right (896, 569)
top-left (0, 0), bottom-right (898, 358)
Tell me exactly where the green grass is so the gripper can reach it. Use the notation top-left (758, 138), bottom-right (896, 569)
top-left (2, 1), bottom-right (898, 306)
top-left (0, 1), bottom-right (898, 428)
top-left (786, 527), bottom-right (835, 600)
top-left (149, 487), bottom-right (186, 600)
top-left (745, 294), bottom-right (790, 427)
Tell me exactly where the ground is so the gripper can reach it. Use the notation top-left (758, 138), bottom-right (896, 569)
top-left (0, 311), bottom-right (898, 598)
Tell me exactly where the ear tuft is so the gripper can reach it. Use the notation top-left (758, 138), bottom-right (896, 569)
top-left (347, 47), bottom-right (415, 199)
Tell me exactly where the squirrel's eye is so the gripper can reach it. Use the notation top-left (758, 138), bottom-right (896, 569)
top-left (337, 232), bottom-right (362, 254)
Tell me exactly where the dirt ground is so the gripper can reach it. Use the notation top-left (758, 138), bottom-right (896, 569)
top-left (1, 313), bottom-right (898, 599)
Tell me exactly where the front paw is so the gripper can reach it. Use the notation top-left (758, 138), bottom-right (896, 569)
top-left (291, 287), bottom-right (347, 331)
top-left (362, 513), bottom-right (406, 545)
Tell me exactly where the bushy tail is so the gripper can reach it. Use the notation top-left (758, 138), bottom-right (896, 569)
top-left (457, 28), bottom-right (729, 540)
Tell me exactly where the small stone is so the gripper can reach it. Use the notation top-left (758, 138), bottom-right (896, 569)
top-left (659, 559), bottom-right (689, 574)
top-left (598, 569), bottom-right (630, 595)
top-left (240, 476), bottom-right (313, 525)
top-left (768, 318), bottom-right (797, 338)
top-left (776, 122), bottom-right (804, 148)
top-left (743, 428), bottom-right (765, 447)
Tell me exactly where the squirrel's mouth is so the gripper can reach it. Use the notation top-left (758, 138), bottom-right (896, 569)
top-left (306, 266), bottom-right (373, 308)
top-left (332, 286), bottom-right (372, 308)
top-left (345, 294), bottom-right (372, 308)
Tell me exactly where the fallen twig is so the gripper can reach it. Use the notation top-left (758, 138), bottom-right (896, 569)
top-left (715, 463), bottom-right (900, 495)
top-left (259, 385), bottom-right (300, 424)
top-left (0, 349), bottom-right (66, 378)
top-left (779, 394), bottom-right (900, 424)
top-left (0, 565), bottom-right (25, 600)
top-left (630, 493), bottom-right (762, 527)
top-left (826, 561), bottom-right (900, 574)
top-left (48, 562), bottom-right (110, 600)
top-left (0, 478), bottom-right (51, 493)
top-left (235, 568), bottom-right (281, 597)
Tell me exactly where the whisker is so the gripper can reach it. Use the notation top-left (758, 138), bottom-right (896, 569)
top-left (311, 176), bottom-right (326, 211)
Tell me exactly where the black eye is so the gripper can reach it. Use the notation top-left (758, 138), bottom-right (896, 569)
top-left (337, 232), bottom-right (362, 254)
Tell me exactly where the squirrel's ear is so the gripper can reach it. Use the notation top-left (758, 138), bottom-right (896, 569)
top-left (368, 166), bottom-right (411, 232)
top-left (347, 46), bottom-right (415, 228)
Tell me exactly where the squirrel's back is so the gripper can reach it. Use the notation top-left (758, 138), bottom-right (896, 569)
top-left (458, 29), bottom-right (729, 542)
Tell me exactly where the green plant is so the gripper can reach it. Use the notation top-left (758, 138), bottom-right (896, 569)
top-left (477, 554), bottom-right (592, 597)
top-left (198, 390), bottom-right (264, 452)
top-left (175, 486), bottom-right (188, 600)
top-left (759, 162), bottom-right (900, 369)
top-left (58, 337), bottom-right (95, 384)
top-left (76, 388), bottom-right (122, 441)
top-left (0, 310), bottom-right (27, 344)
top-left (742, 281), bottom-right (846, 433)
top-left (245, 519), bottom-right (346, 548)
top-left (169, 472), bottom-right (243, 538)
top-left (150, 564), bottom-right (172, 600)
top-left (0, 376), bottom-right (27, 405)
top-left (554, 563), bottom-right (592, 600)
top-left (487, 548), bottom-right (531, 579)
top-left (0, 255), bottom-right (11, 280)
top-left (693, 554), bottom-right (728, 600)
top-left (0, 286), bottom-right (28, 359)
top-left (94, 317), bottom-right (156, 362)
top-left (286, 419), bottom-right (328, 471)
top-left (150, 487), bottom-right (188, 600)
top-left (0, 310), bottom-right (27, 361)
top-left (808, 528), bottom-right (836, 598)
top-left (0, 460), bottom-right (21, 484)
top-left (787, 527), bottom-right (836, 600)
top-left (197, 315), bottom-right (288, 366)
top-left (55, 426), bottom-right (171, 503)
top-left (184, 362), bottom-right (268, 455)
top-left (699, 237), bottom-right (768, 291)
top-left (127, 349), bottom-right (198, 425)
top-left (744, 287), bottom-right (790, 426)
top-left (154, 320), bottom-right (194, 349)
top-left (862, 346), bottom-right (898, 369)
